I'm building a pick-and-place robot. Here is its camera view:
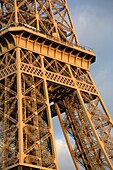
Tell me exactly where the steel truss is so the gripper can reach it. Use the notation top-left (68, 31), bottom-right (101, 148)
top-left (0, 0), bottom-right (78, 45)
top-left (0, 0), bottom-right (113, 170)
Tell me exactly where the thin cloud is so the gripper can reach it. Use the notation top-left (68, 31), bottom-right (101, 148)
top-left (55, 139), bottom-right (75, 170)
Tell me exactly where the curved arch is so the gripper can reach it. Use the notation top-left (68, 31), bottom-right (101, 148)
top-left (0, 43), bottom-right (3, 54)
top-left (0, 33), bottom-right (15, 54)
top-left (4, 33), bottom-right (15, 48)
top-left (0, 36), bottom-right (8, 53)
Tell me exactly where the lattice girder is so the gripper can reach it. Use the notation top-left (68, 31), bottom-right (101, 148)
top-left (0, 1), bottom-right (113, 168)
top-left (0, 73), bottom-right (18, 169)
top-left (54, 89), bottom-right (113, 170)
top-left (22, 75), bottom-right (55, 167)
top-left (0, 32), bottom-right (113, 169)
top-left (0, 0), bottom-right (78, 45)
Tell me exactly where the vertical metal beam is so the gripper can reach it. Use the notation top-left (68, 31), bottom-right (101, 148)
top-left (16, 47), bottom-right (24, 164)
top-left (41, 55), bottom-right (59, 170)
top-left (3, 78), bottom-right (7, 169)
top-left (34, 0), bottom-right (39, 30)
top-left (48, 0), bottom-right (60, 38)
top-left (14, 0), bottom-right (18, 24)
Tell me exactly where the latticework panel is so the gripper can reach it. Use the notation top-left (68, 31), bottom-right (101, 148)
top-left (53, 86), bottom-right (113, 169)
top-left (0, 48), bottom-right (18, 169)
top-left (33, 47), bottom-right (113, 169)
top-left (0, 0), bottom-right (112, 169)
top-left (21, 74), bottom-right (56, 168)
top-left (0, 35), bottom-right (113, 169)
top-left (0, 0), bottom-right (78, 45)
top-left (0, 27), bottom-right (113, 170)
top-left (0, 47), bottom-right (58, 170)
top-left (0, 73), bottom-right (18, 169)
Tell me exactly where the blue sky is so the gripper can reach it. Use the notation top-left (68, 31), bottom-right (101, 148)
top-left (53, 1), bottom-right (113, 170)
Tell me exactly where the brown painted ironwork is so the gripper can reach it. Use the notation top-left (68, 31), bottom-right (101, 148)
top-left (0, 1), bottom-right (113, 170)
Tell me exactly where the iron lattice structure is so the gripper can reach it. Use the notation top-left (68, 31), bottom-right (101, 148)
top-left (0, 0), bottom-right (113, 170)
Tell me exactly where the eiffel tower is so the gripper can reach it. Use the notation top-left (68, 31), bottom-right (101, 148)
top-left (0, 0), bottom-right (113, 170)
